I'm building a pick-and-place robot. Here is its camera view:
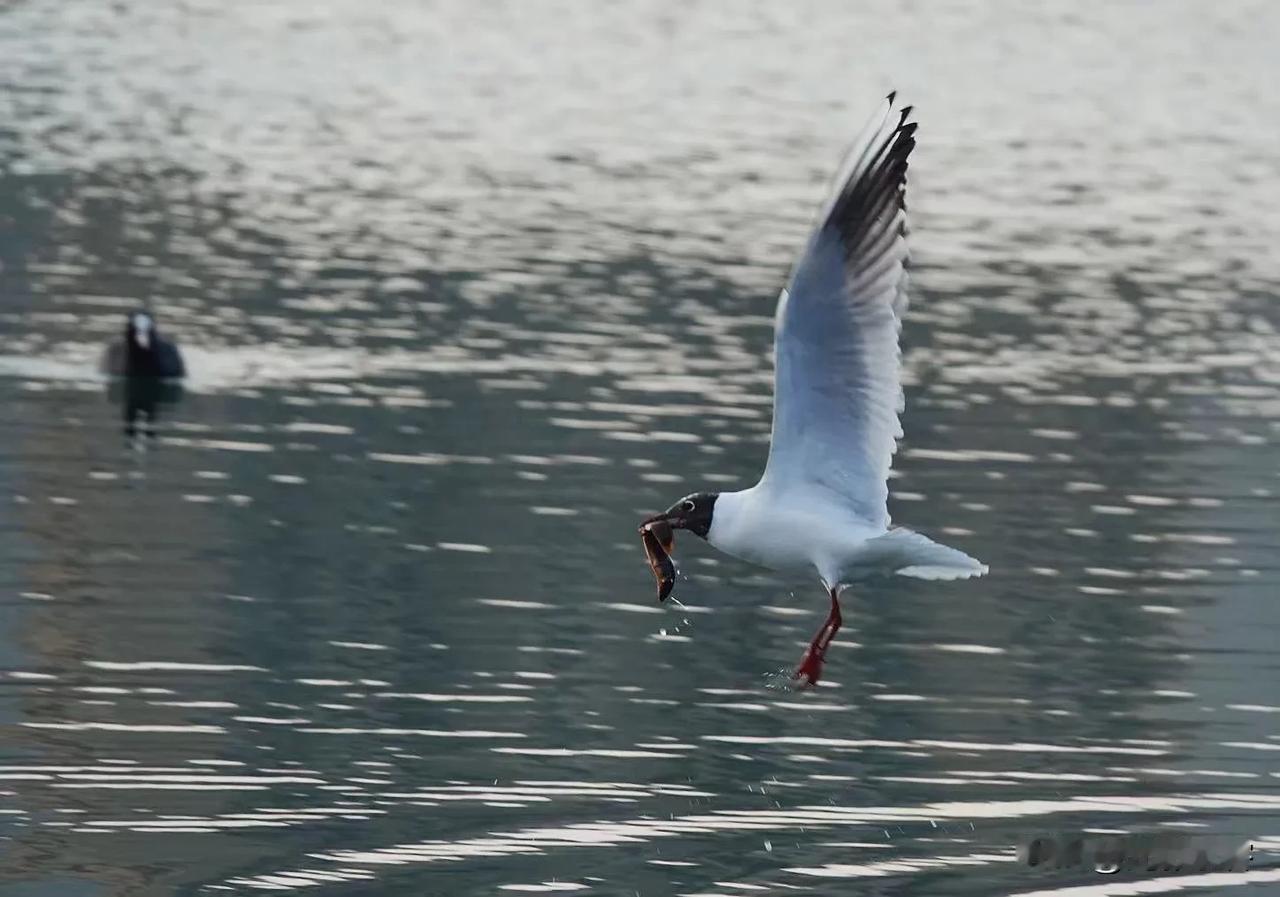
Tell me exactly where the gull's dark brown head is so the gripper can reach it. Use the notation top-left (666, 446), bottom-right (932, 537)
top-left (643, 492), bottom-right (718, 540)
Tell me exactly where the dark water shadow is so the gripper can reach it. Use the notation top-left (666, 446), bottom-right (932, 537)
top-left (106, 377), bottom-right (186, 446)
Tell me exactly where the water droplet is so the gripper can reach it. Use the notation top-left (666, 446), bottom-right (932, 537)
top-left (764, 839), bottom-right (772, 852)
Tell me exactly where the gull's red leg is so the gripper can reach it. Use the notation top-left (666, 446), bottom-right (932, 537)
top-left (794, 586), bottom-right (842, 687)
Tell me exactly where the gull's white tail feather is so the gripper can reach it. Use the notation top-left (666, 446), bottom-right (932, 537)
top-left (865, 528), bottom-right (988, 581)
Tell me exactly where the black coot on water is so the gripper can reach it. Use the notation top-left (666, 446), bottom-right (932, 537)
top-left (101, 311), bottom-right (186, 442)
top-left (101, 311), bottom-right (186, 379)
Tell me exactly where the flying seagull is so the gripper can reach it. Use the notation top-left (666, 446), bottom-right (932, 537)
top-left (101, 311), bottom-right (187, 379)
top-left (642, 93), bottom-right (987, 686)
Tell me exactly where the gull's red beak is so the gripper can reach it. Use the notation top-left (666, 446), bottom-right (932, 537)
top-left (642, 503), bottom-right (687, 531)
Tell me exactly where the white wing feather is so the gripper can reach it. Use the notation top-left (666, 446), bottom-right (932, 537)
top-left (760, 94), bottom-right (916, 529)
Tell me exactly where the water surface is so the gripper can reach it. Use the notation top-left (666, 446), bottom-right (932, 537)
top-left (1, 2), bottom-right (1279, 895)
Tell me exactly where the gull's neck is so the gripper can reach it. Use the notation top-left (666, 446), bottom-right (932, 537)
top-left (704, 487), bottom-right (755, 553)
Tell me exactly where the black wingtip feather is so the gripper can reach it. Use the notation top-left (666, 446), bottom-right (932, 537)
top-left (821, 95), bottom-right (918, 275)
top-left (886, 89), bottom-right (897, 103)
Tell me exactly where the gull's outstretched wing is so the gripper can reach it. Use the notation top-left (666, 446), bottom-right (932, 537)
top-left (760, 93), bottom-right (916, 528)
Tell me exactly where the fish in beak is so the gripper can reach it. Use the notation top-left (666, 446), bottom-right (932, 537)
top-left (638, 515), bottom-right (676, 602)
top-left (638, 521), bottom-right (676, 602)
top-left (641, 512), bottom-right (678, 540)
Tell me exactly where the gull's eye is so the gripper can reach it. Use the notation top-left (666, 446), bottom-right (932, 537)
top-left (682, 500), bottom-right (696, 512)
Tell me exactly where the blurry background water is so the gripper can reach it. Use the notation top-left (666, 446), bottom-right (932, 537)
top-left (1, 1), bottom-right (1279, 895)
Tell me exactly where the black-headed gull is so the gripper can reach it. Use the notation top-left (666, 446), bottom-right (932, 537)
top-left (643, 93), bottom-right (988, 686)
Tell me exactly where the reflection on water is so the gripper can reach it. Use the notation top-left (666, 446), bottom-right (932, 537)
top-left (1, 1), bottom-right (1279, 895)
top-left (106, 378), bottom-right (186, 444)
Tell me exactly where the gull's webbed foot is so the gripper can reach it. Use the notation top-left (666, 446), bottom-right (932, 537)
top-left (792, 585), bottom-right (842, 688)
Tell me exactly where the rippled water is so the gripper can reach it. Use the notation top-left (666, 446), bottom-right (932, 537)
top-left (2, 2), bottom-right (1280, 895)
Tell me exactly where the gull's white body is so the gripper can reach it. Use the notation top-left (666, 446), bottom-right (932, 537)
top-left (703, 94), bottom-right (987, 591)
top-left (709, 483), bottom-right (984, 589)
top-left (708, 486), bottom-right (879, 583)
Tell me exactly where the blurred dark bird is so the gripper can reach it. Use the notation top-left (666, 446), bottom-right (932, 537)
top-left (101, 311), bottom-right (186, 379)
top-left (109, 376), bottom-right (185, 443)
